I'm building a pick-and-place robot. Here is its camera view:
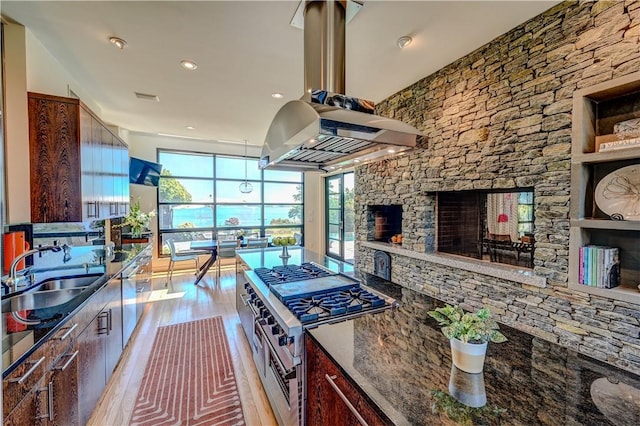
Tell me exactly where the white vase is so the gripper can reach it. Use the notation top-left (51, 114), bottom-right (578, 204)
top-left (449, 338), bottom-right (488, 374)
top-left (448, 364), bottom-right (487, 407)
top-left (279, 245), bottom-right (291, 259)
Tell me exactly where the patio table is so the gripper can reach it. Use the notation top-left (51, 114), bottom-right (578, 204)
top-left (190, 240), bottom-right (218, 285)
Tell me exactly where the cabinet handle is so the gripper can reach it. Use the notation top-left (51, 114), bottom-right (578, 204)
top-left (87, 202), bottom-right (97, 218)
top-left (108, 308), bottom-right (113, 332)
top-left (37, 381), bottom-right (54, 420)
top-left (9, 356), bottom-right (45, 384)
top-left (97, 311), bottom-right (109, 335)
top-left (55, 350), bottom-right (79, 371)
top-left (56, 323), bottom-right (78, 341)
top-left (325, 374), bottom-right (369, 426)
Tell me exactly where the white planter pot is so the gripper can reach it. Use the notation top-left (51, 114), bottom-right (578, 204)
top-left (450, 338), bottom-right (488, 374)
top-left (448, 364), bottom-right (487, 407)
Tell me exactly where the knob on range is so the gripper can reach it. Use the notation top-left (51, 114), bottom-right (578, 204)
top-left (278, 335), bottom-right (293, 347)
top-left (271, 324), bottom-right (280, 335)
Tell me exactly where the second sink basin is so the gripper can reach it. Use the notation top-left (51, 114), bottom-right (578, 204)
top-left (2, 287), bottom-right (89, 313)
top-left (31, 274), bottom-right (102, 292)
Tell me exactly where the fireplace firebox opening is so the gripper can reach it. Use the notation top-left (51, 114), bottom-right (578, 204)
top-left (437, 189), bottom-right (535, 268)
top-left (367, 205), bottom-right (402, 243)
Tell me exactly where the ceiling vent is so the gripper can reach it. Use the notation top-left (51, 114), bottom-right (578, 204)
top-left (135, 92), bottom-right (160, 102)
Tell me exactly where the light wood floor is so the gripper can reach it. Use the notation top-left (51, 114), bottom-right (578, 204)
top-left (89, 263), bottom-right (277, 425)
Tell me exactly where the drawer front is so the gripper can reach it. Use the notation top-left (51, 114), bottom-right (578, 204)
top-left (3, 344), bottom-right (48, 417)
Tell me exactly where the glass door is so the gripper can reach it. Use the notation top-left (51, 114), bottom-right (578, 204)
top-left (326, 172), bottom-right (354, 263)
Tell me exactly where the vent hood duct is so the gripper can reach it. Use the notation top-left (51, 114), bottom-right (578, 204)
top-left (260, 0), bottom-right (421, 172)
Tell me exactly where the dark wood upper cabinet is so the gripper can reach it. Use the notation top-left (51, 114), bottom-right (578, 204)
top-left (28, 92), bottom-right (129, 223)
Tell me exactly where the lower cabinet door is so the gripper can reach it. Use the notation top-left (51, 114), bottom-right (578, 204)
top-left (51, 347), bottom-right (80, 425)
top-left (305, 335), bottom-right (390, 426)
top-left (77, 314), bottom-right (107, 425)
top-left (105, 304), bottom-right (123, 379)
top-left (3, 386), bottom-right (41, 426)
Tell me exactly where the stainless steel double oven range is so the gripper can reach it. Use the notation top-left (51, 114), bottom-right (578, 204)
top-left (236, 249), bottom-right (396, 426)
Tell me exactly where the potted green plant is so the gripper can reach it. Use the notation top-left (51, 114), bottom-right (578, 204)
top-left (428, 304), bottom-right (507, 373)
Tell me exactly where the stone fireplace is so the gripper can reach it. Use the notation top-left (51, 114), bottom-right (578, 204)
top-left (367, 205), bottom-right (402, 242)
top-left (352, 2), bottom-right (640, 375)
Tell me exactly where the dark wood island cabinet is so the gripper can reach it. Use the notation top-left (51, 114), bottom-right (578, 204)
top-left (305, 334), bottom-right (391, 426)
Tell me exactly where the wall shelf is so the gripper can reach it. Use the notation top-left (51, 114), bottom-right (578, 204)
top-left (569, 73), bottom-right (640, 296)
top-left (572, 148), bottom-right (640, 164)
top-left (570, 219), bottom-right (640, 231)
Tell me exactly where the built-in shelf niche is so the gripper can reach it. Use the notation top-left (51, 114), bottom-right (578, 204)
top-left (569, 72), bottom-right (640, 304)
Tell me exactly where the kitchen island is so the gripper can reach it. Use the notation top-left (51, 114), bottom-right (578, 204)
top-left (307, 277), bottom-right (640, 425)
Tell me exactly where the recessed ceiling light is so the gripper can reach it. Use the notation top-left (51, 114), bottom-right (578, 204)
top-left (109, 36), bottom-right (127, 50)
top-left (387, 149), bottom-right (396, 154)
top-left (354, 159), bottom-right (360, 163)
top-left (186, 126), bottom-right (195, 130)
top-left (180, 60), bottom-right (198, 70)
top-left (272, 92), bottom-right (284, 99)
top-left (397, 35), bottom-right (412, 49)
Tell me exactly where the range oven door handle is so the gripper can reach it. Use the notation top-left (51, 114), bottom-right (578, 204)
top-left (258, 321), bottom-right (295, 374)
top-left (325, 374), bottom-right (370, 426)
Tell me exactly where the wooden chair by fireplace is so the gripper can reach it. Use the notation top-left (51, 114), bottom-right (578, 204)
top-left (482, 234), bottom-right (534, 268)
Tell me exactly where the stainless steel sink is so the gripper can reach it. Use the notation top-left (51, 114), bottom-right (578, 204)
top-left (31, 274), bottom-right (101, 292)
top-left (2, 287), bottom-right (89, 313)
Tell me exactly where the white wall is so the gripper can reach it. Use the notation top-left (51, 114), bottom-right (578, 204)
top-left (4, 22), bottom-right (29, 224)
top-left (303, 172), bottom-right (324, 254)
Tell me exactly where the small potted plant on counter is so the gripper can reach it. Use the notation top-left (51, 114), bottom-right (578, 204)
top-left (428, 304), bottom-right (507, 374)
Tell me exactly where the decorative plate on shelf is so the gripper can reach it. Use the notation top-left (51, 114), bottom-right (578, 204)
top-left (594, 164), bottom-right (640, 221)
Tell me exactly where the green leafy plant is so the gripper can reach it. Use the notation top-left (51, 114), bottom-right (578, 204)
top-left (428, 305), bottom-right (507, 344)
top-left (430, 389), bottom-right (507, 426)
top-left (118, 198), bottom-right (156, 237)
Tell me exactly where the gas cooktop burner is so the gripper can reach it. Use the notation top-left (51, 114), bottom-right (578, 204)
top-left (285, 286), bottom-right (386, 323)
top-left (254, 263), bottom-right (334, 286)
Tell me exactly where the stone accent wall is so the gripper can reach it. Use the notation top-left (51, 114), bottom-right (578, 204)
top-left (354, 1), bottom-right (640, 374)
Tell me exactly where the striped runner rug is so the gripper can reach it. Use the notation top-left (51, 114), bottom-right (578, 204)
top-left (130, 317), bottom-right (245, 426)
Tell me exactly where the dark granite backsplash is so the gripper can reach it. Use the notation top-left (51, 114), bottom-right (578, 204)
top-left (311, 286), bottom-right (640, 425)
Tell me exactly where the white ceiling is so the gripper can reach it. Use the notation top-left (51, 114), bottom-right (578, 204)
top-left (2, 1), bottom-right (560, 149)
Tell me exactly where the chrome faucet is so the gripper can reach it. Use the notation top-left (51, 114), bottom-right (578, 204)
top-left (62, 244), bottom-right (72, 263)
top-left (5, 245), bottom-right (63, 292)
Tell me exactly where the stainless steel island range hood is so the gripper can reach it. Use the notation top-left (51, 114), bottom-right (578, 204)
top-left (260, 0), bottom-right (422, 172)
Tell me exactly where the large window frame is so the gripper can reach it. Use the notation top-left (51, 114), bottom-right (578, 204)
top-left (156, 149), bottom-right (304, 256)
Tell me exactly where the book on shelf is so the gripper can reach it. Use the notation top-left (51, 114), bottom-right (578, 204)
top-left (578, 245), bottom-right (620, 289)
top-left (597, 136), bottom-right (640, 152)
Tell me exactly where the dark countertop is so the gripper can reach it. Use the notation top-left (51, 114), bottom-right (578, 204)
top-left (306, 278), bottom-right (640, 425)
top-left (236, 246), bottom-right (355, 275)
top-left (2, 243), bottom-right (151, 377)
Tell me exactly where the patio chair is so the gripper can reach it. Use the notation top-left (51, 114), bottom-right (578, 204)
top-left (246, 237), bottom-right (269, 248)
top-left (166, 239), bottom-right (203, 282)
top-left (216, 239), bottom-right (240, 278)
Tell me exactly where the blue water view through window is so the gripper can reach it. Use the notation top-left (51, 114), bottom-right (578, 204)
top-left (157, 149), bottom-right (303, 256)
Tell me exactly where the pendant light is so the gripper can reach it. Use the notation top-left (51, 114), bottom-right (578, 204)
top-left (239, 140), bottom-right (253, 194)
